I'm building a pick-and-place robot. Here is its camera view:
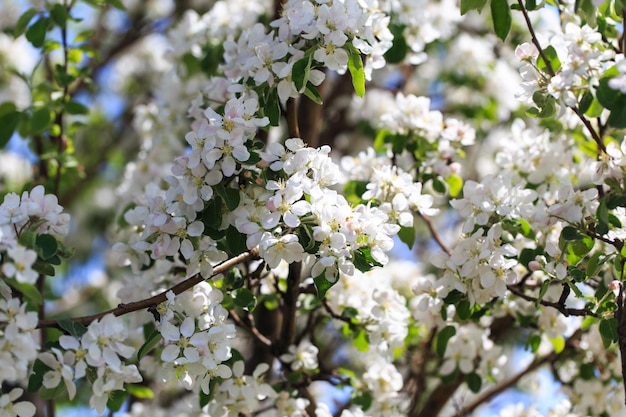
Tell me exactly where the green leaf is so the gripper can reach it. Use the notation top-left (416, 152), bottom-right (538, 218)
top-left (561, 226), bottom-right (582, 241)
top-left (292, 55), bottom-right (312, 93)
top-left (199, 377), bottom-right (221, 408)
top-left (436, 325), bottom-right (456, 358)
top-left (352, 391), bottom-right (373, 411)
top-left (18, 231), bottom-right (37, 249)
top-left (432, 177), bottom-right (446, 194)
top-left (304, 84), bottom-right (323, 105)
top-left (373, 129), bottom-right (390, 153)
top-left (579, 91), bottom-right (594, 114)
top-left (528, 333), bottom-right (542, 353)
top-left (581, 316), bottom-right (598, 330)
top-left (352, 247), bottom-right (383, 273)
top-left (586, 253), bottom-right (602, 278)
top-left (347, 48), bottom-right (366, 97)
top-left (27, 359), bottom-right (51, 392)
top-left (537, 279), bottom-right (551, 307)
top-left (491, 0), bottom-right (512, 41)
top-left (466, 372), bottom-right (482, 393)
top-left (10, 281), bottom-right (43, 306)
top-left (550, 336), bottom-right (565, 353)
top-left (266, 88), bottom-right (281, 125)
top-left (14, 8), bottom-right (39, 38)
top-left (25, 17), bottom-right (50, 48)
top-left (384, 24), bottom-right (408, 64)
top-left (597, 71), bottom-right (626, 128)
top-left (36, 234), bottom-right (58, 260)
top-left (58, 319), bottom-right (88, 337)
top-left (526, 0), bottom-right (538, 10)
top-left (343, 180), bottom-right (368, 205)
top-left (214, 185), bottom-right (240, 210)
top-left (126, 385), bottom-right (154, 399)
top-left (607, 103), bottom-right (626, 128)
top-left (568, 236), bottom-right (594, 259)
top-left (313, 272), bottom-right (338, 300)
top-left (456, 299), bottom-right (471, 320)
top-left (446, 174), bottom-right (463, 198)
top-left (32, 259), bottom-right (55, 276)
top-left (537, 46), bottom-right (561, 74)
top-left (49, 4), bottom-right (68, 27)
top-left (65, 100), bottom-right (89, 115)
top-left (106, 390), bottom-right (128, 412)
top-left (0, 106), bottom-right (20, 148)
top-left (232, 287), bottom-right (257, 312)
top-left (353, 328), bottom-right (369, 352)
top-left (106, 0), bottom-right (127, 10)
top-left (599, 318), bottom-right (618, 348)
top-left (223, 226), bottom-right (247, 256)
top-left (200, 198), bottom-right (223, 233)
top-left (579, 363), bottom-right (595, 380)
top-left (225, 268), bottom-right (244, 289)
top-left (398, 225), bottom-right (415, 250)
top-left (137, 329), bottom-right (163, 361)
top-left (31, 107), bottom-right (52, 134)
top-left (461, 0), bottom-right (488, 14)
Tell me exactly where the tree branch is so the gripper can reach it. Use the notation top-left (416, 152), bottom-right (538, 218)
top-left (419, 213), bottom-right (451, 256)
top-left (507, 284), bottom-right (597, 318)
top-left (453, 349), bottom-right (558, 416)
top-left (36, 249), bottom-right (259, 329)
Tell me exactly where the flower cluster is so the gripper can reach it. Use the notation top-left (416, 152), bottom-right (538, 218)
top-left (515, 23), bottom-right (613, 111)
top-left (37, 314), bottom-right (142, 414)
top-left (0, 185), bottom-right (70, 285)
top-left (154, 290), bottom-right (235, 395)
top-left (0, 296), bottom-right (38, 415)
top-left (350, 92), bottom-right (475, 180)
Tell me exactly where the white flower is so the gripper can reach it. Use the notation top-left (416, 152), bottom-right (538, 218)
top-left (280, 340), bottom-right (319, 372)
top-left (259, 233), bottom-right (305, 269)
top-left (160, 317), bottom-right (205, 363)
top-left (39, 348), bottom-right (77, 399)
top-left (0, 388), bottom-right (35, 417)
top-left (2, 245), bottom-right (38, 284)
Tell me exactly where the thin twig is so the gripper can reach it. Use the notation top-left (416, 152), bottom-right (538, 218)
top-left (419, 213), bottom-right (451, 256)
top-left (36, 249), bottom-right (259, 329)
top-left (453, 351), bottom-right (558, 416)
top-left (229, 309), bottom-right (272, 347)
top-left (507, 284), bottom-right (596, 317)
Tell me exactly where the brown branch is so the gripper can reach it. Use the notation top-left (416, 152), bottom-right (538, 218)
top-left (37, 249), bottom-right (259, 329)
top-left (407, 329), bottom-right (436, 413)
top-left (453, 347), bottom-right (562, 416)
top-left (229, 309), bottom-right (273, 348)
top-left (280, 261), bottom-right (302, 352)
top-left (286, 98), bottom-right (301, 138)
top-left (507, 284), bottom-right (597, 317)
top-left (615, 263), bottom-right (626, 405)
top-left (419, 213), bottom-right (451, 256)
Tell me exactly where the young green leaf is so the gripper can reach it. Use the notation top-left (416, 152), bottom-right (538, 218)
top-left (491, 0), bottom-right (512, 41)
top-left (461, 0), bottom-right (488, 14)
top-left (25, 17), bottom-right (50, 48)
top-left (436, 325), bottom-right (456, 358)
top-left (137, 330), bottom-right (163, 361)
top-left (347, 48), bottom-right (366, 97)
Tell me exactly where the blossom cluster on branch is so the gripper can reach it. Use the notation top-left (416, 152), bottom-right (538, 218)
top-left (3, 0), bottom-right (626, 416)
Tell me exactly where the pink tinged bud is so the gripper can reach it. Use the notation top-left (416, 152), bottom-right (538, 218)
top-left (449, 162), bottom-right (462, 175)
top-left (528, 260), bottom-right (541, 271)
top-left (609, 280), bottom-right (622, 297)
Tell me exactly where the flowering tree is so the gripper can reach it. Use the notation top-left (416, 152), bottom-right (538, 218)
top-left (2, 0), bottom-right (626, 416)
